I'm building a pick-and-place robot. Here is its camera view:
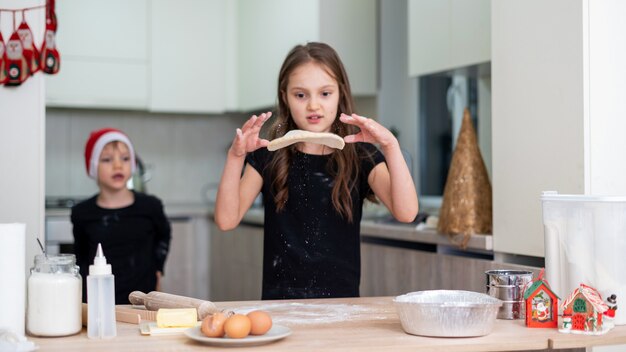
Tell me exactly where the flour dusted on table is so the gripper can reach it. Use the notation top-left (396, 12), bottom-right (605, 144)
top-left (233, 302), bottom-right (394, 326)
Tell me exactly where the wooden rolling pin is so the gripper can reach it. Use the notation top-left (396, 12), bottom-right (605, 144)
top-left (129, 291), bottom-right (219, 320)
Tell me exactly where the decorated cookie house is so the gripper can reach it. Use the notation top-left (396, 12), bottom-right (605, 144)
top-left (524, 277), bottom-right (559, 328)
top-left (560, 284), bottom-right (608, 333)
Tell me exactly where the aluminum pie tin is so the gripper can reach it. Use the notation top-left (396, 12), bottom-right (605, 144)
top-left (393, 290), bottom-right (502, 337)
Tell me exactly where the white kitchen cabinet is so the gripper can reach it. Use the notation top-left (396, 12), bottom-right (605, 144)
top-left (149, 0), bottom-right (233, 113)
top-left (408, 0), bottom-right (490, 76)
top-left (319, 0), bottom-right (378, 96)
top-left (209, 221), bottom-right (263, 301)
top-left (45, 0), bottom-right (149, 109)
top-left (491, 0), bottom-right (626, 259)
top-left (236, 0), bottom-right (378, 111)
top-left (46, 0), bottom-right (377, 112)
top-left (160, 216), bottom-right (211, 300)
top-left (236, 0), bottom-right (319, 111)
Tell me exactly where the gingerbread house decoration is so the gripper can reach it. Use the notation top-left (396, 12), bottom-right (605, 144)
top-left (559, 284), bottom-right (608, 334)
top-left (524, 275), bottom-right (559, 328)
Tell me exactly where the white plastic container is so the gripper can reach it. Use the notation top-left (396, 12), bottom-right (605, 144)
top-left (541, 191), bottom-right (626, 325)
top-left (87, 243), bottom-right (117, 339)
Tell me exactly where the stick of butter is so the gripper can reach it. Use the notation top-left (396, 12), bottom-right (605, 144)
top-left (156, 308), bottom-right (198, 328)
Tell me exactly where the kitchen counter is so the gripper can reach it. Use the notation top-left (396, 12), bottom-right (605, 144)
top-left (242, 207), bottom-right (492, 252)
top-left (45, 202), bottom-right (213, 219)
top-left (47, 203), bottom-right (491, 253)
top-left (29, 296), bottom-right (626, 351)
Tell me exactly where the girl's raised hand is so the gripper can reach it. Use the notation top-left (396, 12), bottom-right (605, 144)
top-left (230, 112), bottom-right (272, 157)
top-left (340, 113), bottom-right (397, 149)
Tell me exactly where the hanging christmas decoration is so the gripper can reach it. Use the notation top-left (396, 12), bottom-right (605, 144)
top-left (18, 18), bottom-right (40, 75)
top-left (40, 0), bottom-right (59, 74)
top-left (5, 30), bottom-right (29, 86)
top-left (0, 32), bottom-right (7, 84)
top-left (0, 0), bottom-right (60, 87)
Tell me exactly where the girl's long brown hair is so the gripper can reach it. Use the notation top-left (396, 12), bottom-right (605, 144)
top-left (266, 42), bottom-right (375, 222)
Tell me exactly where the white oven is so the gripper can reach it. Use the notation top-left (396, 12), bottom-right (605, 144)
top-left (45, 197), bottom-right (80, 255)
top-left (45, 214), bottom-right (74, 255)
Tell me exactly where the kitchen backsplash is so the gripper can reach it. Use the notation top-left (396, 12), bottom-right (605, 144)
top-left (46, 98), bottom-right (376, 205)
top-left (46, 108), bottom-right (247, 205)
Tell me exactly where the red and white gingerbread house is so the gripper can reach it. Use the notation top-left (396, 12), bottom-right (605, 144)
top-left (559, 284), bottom-right (608, 335)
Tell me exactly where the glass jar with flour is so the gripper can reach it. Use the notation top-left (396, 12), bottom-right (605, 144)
top-left (27, 254), bottom-right (82, 336)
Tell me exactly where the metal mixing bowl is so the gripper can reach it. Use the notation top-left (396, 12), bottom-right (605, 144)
top-left (393, 290), bottom-right (502, 337)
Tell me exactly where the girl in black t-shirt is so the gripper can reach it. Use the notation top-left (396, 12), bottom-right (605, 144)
top-left (215, 42), bottom-right (418, 299)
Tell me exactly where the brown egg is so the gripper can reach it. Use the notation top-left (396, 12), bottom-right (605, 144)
top-left (247, 310), bottom-right (273, 335)
top-left (224, 314), bottom-right (251, 339)
top-left (201, 312), bottom-right (228, 337)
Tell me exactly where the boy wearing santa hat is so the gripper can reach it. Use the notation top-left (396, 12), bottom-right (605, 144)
top-left (71, 128), bottom-right (171, 304)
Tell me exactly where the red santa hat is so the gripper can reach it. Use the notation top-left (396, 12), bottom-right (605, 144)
top-left (84, 128), bottom-right (136, 179)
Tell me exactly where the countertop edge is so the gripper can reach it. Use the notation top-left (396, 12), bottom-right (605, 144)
top-left (46, 205), bottom-right (493, 252)
top-left (240, 208), bottom-right (492, 252)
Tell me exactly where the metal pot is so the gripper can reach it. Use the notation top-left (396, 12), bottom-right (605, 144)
top-left (485, 270), bottom-right (533, 320)
top-left (127, 155), bottom-right (151, 193)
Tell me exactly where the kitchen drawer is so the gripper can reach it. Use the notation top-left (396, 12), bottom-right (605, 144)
top-left (160, 216), bottom-right (211, 300)
top-left (209, 221), bottom-right (263, 301)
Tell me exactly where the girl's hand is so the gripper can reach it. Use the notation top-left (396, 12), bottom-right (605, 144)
top-left (229, 112), bottom-right (272, 157)
top-left (340, 113), bottom-right (398, 149)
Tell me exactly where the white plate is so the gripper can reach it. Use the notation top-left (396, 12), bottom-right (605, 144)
top-left (184, 325), bottom-right (291, 347)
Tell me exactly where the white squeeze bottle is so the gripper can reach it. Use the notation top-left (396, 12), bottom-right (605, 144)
top-left (87, 243), bottom-right (117, 339)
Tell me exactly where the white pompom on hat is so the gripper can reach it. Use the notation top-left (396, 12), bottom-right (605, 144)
top-left (84, 127), bottom-right (136, 179)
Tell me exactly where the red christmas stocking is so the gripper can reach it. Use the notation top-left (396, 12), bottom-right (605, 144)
top-left (0, 32), bottom-right (7, 84)
top-left (17, 21), bottom-right (40, 75)
top-left (41, 22), bottom-right (60, 74)
top-left (5, 31), bottom-right (29, 86)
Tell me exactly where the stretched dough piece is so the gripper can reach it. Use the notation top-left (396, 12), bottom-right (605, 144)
top-left (267, 129), bottom-right (345, 151)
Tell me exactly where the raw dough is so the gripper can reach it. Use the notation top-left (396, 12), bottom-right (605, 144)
top-left (267, 130), bottom-right (345, 151)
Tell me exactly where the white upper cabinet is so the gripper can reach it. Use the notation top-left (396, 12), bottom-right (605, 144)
top-left (319, 0), bottom-right (378, 96)
top-left (46, 0), bottom-right (378, 113)
top-left (235, 0), bottom-right (319, 112)
top-left (408, 0), bottom-right (490, 76)
top-left (46, 0), bottom-right (149, 109)
top-left (149, 0), bottom-right (231, 113)
top-left (236, 0), bottom-right (378, 111)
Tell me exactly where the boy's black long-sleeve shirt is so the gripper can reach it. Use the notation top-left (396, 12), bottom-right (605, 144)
top-left (71, 191), bottom-right (171, 304)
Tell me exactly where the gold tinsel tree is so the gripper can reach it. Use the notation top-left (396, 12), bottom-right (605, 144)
top-left (437, 108), bottom-right (492, 248)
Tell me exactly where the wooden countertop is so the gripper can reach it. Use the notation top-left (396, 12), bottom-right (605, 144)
top-left (29, 296), bottom-right (626, 351)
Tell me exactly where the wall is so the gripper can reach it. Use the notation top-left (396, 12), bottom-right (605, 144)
top-left (377, 0), bottom-right (419, 187)
top-left (587, 0), bottom-right (626, 195)
top-left (45, 109), bottom-right (246, 204)
top-left (0, 0), bottom-right (46, 278)
top-left (46, 98), bottom-right (378, 205)
top-left (587, 2), bottom-right (626, 351)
